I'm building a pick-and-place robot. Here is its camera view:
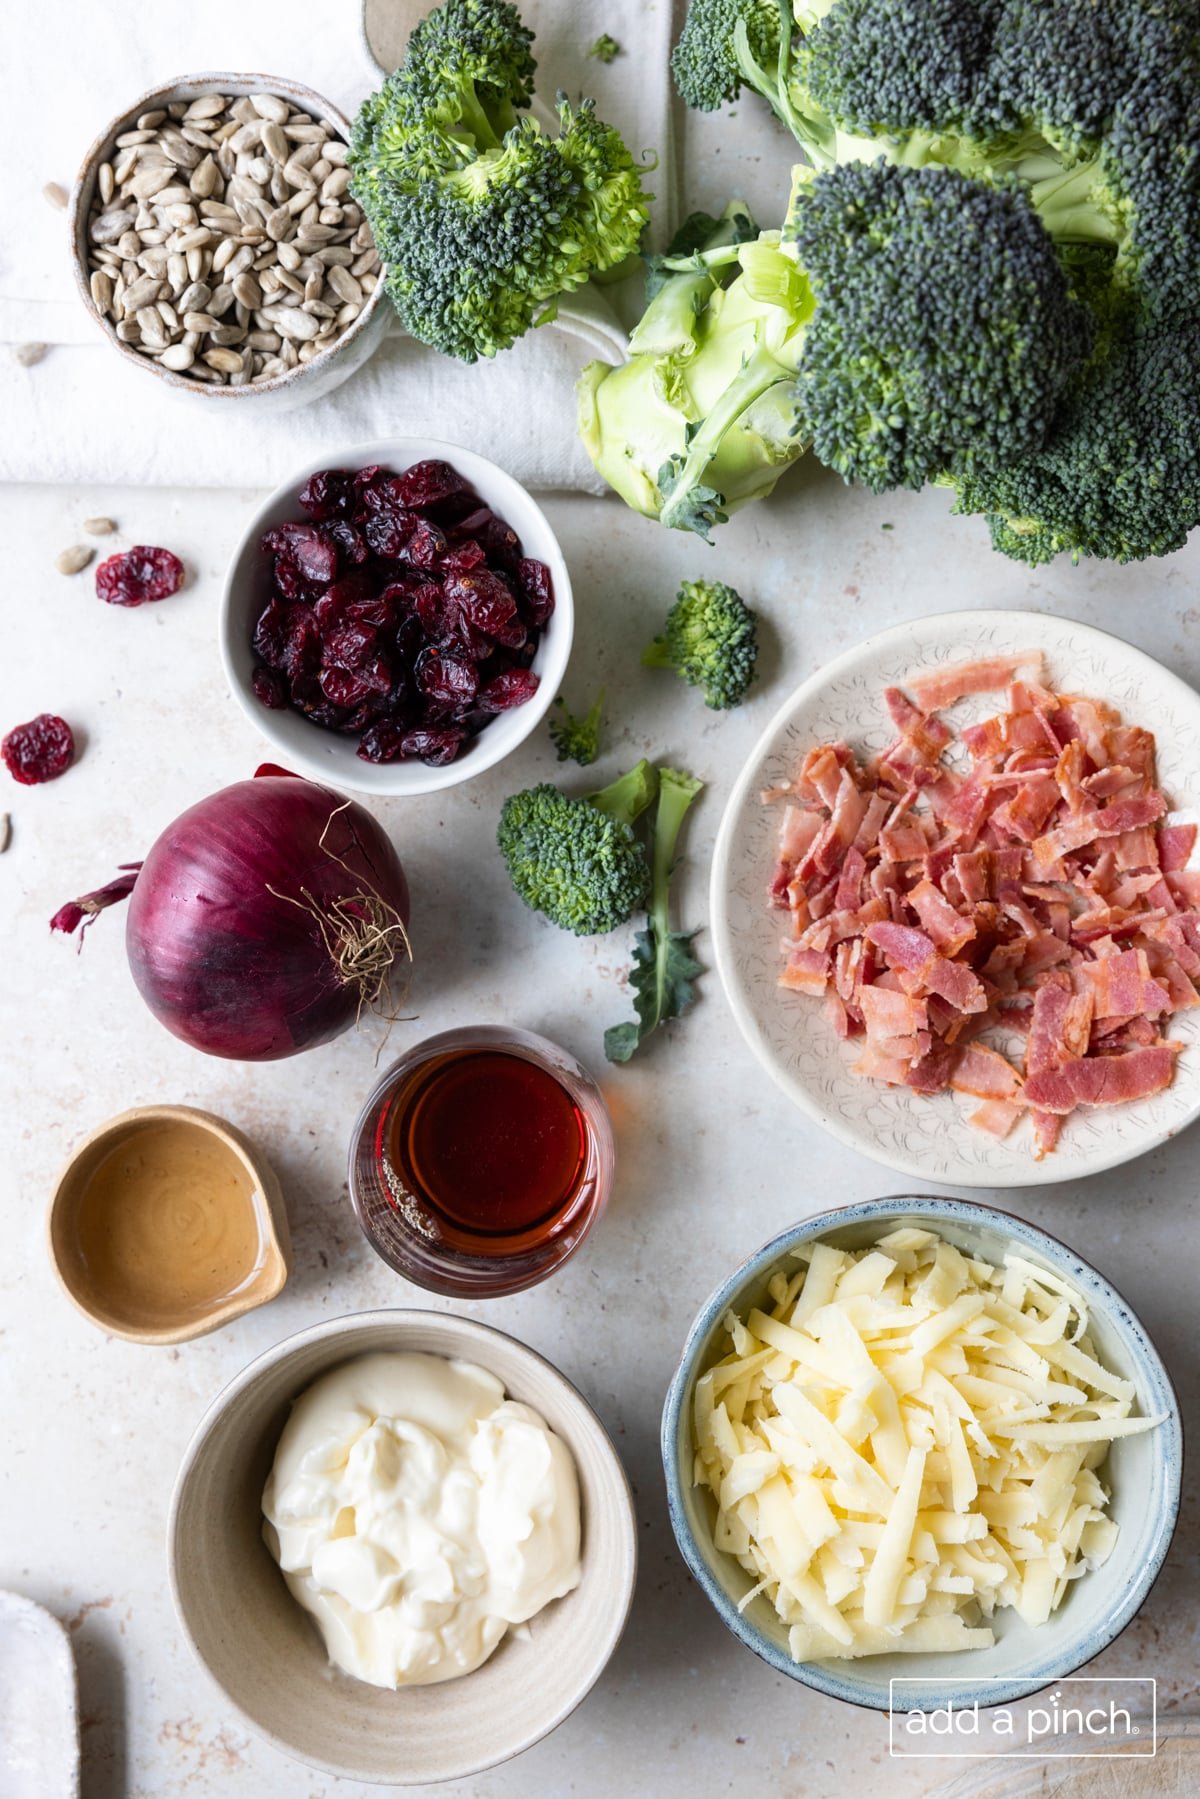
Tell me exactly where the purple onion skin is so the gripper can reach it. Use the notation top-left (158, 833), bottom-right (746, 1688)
top-left (124, 775), bottom-right (409, 1060)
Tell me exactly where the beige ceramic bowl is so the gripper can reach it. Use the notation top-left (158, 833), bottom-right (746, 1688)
top-left (67, 74), bottom-right (390, 413)
top-left (49, 1105), bottom-right (290, 1344)
top-left (169, 1310), bottom-right (638, 1784)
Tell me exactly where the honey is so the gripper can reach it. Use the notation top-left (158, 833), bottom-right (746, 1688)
top-left (73, 1120), bottom-right (268, 1327)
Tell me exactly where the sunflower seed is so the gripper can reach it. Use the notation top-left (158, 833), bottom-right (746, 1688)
top-left (160, 341), bottom-right (195, 371)
top-left (90, 268), bottom-right (114, 311)
top-left (264, 304), bottom-right (320, 341)
top-left (56, 543), bottom-right (94, 574)
top-left (0, 815), bottom-right (10, 853)
top-left (190, 154), bottom-right (218, 198)
top-left (184, 93), bottom-right (225, 120)
top-left (84, 517), bottom-right (117, 535)
top-left (203, 346), bottom-right (244, 373)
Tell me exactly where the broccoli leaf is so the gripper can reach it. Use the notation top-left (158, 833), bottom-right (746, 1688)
top-left (604, 927), bottom-right (703, 1063)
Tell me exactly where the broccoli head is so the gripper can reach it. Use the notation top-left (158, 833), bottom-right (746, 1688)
top-left (643, 579), bottom-right (759, 709)
top-left (788, 159), bottom-right (1093, 492)
top-left (350, 0), bottom-right (653, 362)
top-left (671, 0), bottom-right (789, 116)
top-left (497, 760), bottom-right (657, 934)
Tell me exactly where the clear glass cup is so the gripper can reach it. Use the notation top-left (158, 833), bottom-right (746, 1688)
top-left (347, 1025), bottom-right (615, 1298)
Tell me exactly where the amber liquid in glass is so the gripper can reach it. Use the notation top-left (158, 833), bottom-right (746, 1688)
top-left (378, 1047), bottom-right (590, 1256)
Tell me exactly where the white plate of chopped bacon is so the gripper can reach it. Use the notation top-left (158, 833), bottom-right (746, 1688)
top-left (712, 610), bottom-right (1200, 1185)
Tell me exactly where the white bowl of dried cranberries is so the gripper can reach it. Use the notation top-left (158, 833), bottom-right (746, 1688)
top-left (220, 438), bottom-right (574, 794)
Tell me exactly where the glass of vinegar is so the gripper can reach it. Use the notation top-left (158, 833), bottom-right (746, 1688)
top-left (348, 1025), bottom-right (615, 1297)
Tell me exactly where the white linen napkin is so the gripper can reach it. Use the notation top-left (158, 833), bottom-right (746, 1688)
top-left (1, 0), bottom-right (676, 490)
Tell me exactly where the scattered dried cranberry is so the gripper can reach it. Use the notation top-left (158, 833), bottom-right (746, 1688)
top-left (2, 713), bottom-right (75, 784)
top-left (96, 545), bottom-right (184, 607)
top-left (249, 460), bottom-right (547, 767)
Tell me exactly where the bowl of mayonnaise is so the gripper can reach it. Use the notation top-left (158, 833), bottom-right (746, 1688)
top-left (169, 1309), bottom-right (637, 1784)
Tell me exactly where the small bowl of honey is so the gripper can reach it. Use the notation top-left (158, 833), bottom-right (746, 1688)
top-left (348, 1026), bottom-right (615, 1297)
top-left (49, 1105), bottom-right (291, 1344)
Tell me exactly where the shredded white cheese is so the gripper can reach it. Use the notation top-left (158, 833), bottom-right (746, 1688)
top-left (692, 1228), bottom-right (1162, 1660)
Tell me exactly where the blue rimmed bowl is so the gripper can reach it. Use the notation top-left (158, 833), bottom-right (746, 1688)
top-left (661, 1196), bottom-right (1182, 1712)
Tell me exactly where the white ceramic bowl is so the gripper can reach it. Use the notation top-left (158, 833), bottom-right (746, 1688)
top-left (662, 1196), bottom-right (1182, 1711)
top-left (711, 608), bottom-right (1200, 1186)
top-left (169, 1309), bottom-right (637, 1785)
top-left (68, 74), bottom-right (390, 413)
top-left (220, 437), bottom-right (574, 795)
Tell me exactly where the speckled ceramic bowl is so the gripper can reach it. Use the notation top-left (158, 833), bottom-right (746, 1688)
top-left (169, 1309), bottom-right (637, 1784)
top-left (68, 74), bottom-right (390, 412)
top-left (219, 436), bottom-right (574, 796)
top-left (711, 610), bottom-right (1200, 1186)
top-left (662, 1196), bottom-right (1182, 1712)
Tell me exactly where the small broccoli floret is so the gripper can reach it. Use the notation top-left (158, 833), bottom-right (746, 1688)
top-left (643, 580), bottom-right (759, 710)
top-left (671, 0), bottom-right (789, 115)
top-left (605, 768), bottom-right (705, 1063)
top-left (588, 33), bottom-right (621, 63)
top-left (788, 159), bottom-right (1093, 492)
top-left (497, 760), bottom-right (657, 934)
top-left (350, 0), bottom-right (652, 362)
top-left (548, 689), bottom-right (605, 764)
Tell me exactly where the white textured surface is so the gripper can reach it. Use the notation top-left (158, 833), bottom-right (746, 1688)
top-left (712, 610), bottom-right (1200, 1186)
top-left (2, 472), bottom-right (1199, 1796)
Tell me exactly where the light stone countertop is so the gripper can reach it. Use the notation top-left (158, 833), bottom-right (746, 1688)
top-left (3, 471), bottom-right (1199, 1799)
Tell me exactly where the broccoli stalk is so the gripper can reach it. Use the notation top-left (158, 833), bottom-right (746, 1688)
top-left (644, 579), bottom-right (758, 709)
top-left (497, 760), bottom-right (657, 935)
top-left (605, 769), bottom-right (705, 1063)
top-left (549, 689), bottom-right (606, 764)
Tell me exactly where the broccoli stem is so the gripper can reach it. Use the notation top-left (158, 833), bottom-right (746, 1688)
top-left (1028, 160), bottom-right (1121, 248)
top-left (587, 758), bottom-right (658, 827)
top-left (643, 767), bottom-right (705, 1028)
top-left (660, 342), bottom-right (804, 530)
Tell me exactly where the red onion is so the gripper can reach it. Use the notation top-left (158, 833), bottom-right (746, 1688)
top-left (53, 767), bottom-right (410, 1061)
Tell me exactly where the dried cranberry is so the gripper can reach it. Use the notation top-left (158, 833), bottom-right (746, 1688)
top-left (445, 569), bottom-right (519, 638)
top-left (96, 545), bottom-right (184, 607)
top-left (401, 518), bottom-right (447, 570)
top-left (393, 459), bottom-right (471, 510)
top-left (252, 598), bottom-right (294, 669)
top-left (413, 584), bottom-right (448, 637)
top-left (325, 519), bottom-right (369, 565)
top-left (281, 610), bottom-right (322, 683)
top-left (356, 722), bottom-right (409, 763)
top-left (442, 604), bottom-right (494, 661)
top-left (320, 665), bottom-right (377, 709)
top-left (517, 558), bottom-right (554, 626)
top-left (440, 540), bottom-right (489, 577)
top-left (324, 622), bottom-right (380, 672)
top-left (477, 669), bottom-right (541, 712)
top-left (452, 507), bottom-right (522, 570)
top-left (401, 726), bottom-right (467, 766)
top-left (352, 463), bottom-right (385, 491)
top-left (298, 468), bottom-right (356, 521)
top-left (250, 667), bottom-right (288, 709)
top-left (363, 504), bottom-right (419, 559)
top-left (2, 713), bottom-right (75, 784)
top-left (416, 650), bottom-right (478, 708)
top-left (269, 523), bottom-right (338, 585)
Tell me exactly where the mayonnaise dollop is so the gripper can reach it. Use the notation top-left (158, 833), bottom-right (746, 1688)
top-left (261, 1351), bottom-right (582, 1688)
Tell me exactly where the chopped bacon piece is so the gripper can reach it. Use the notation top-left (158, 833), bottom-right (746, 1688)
top-left (908, 879), bottom-right (976, 955)
top-left (969, 1098), bottom-right (1023, 1138)
top-left (1159, 823), bottom-right (1197, 872)
top-left (950, 1043), bottom-right (1024, 1101)
top-left (908, 650), bottom-right (1044, 712)
top-left (1023, 1045), bottom-right (1178, 1112)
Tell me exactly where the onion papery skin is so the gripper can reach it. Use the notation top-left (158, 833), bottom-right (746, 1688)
top-left (124, 775), bottom-right (409, 1060)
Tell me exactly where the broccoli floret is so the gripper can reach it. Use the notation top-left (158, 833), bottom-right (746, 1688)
top-left (671, 0), bottom-right (789, 116)
top-left (497, 760), bottom-right (657, 934)
top-left (950, 310), bottom-right (1200, 564)
top-left (643, 580), bottom-right (759, 709)
top-left (605, 768), bottom-right (705, 1063)
top-left (349, 0), bottom-right (652, 362)
top-left (788, 159), bottom-right (1093, 492)
top-left (588, 33), bottom-right (621, 63)
top-left (548, 689), bottom-right (605, 764)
